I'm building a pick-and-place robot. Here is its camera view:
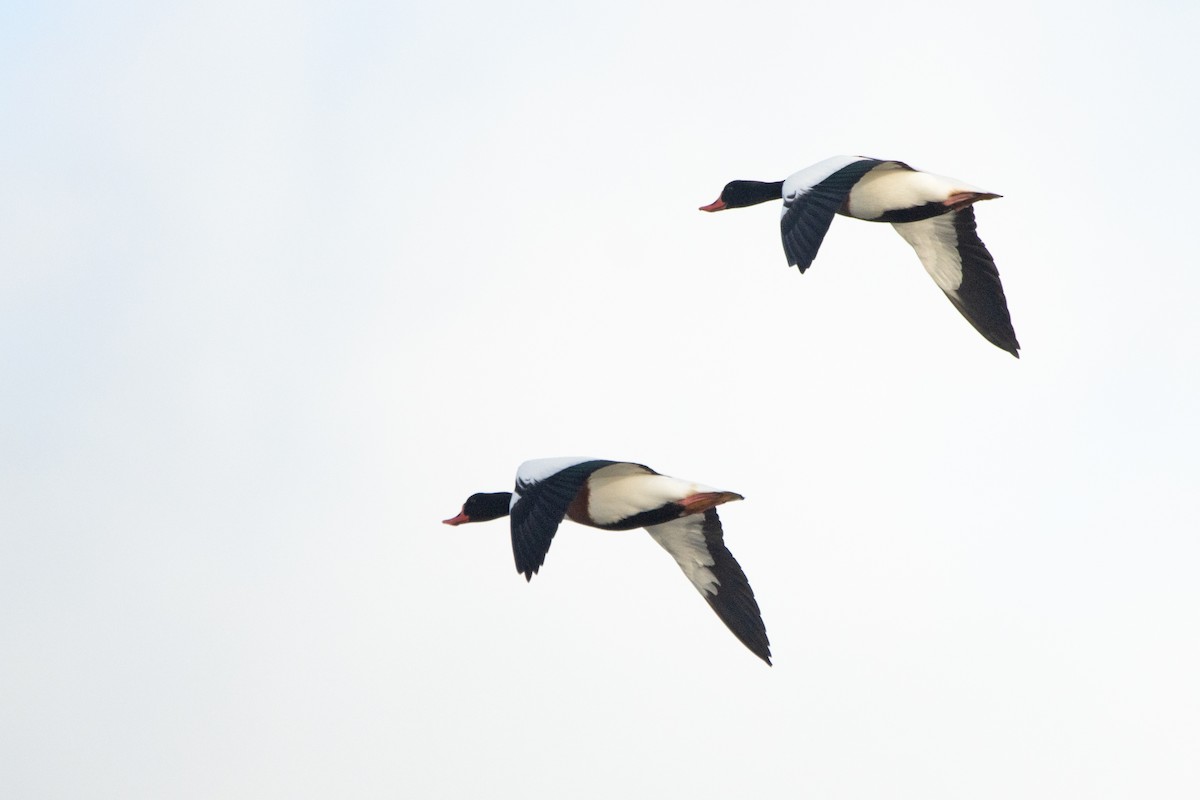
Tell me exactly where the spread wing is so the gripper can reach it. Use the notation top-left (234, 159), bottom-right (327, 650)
top-left (780, 158), bottom-right (888, 272)
top-left (892, 207), bottom-right (1020, 357)
top-left (645, 509), bottom-right (771, 664)
top-left (509, 459), bottom-right (616, 580)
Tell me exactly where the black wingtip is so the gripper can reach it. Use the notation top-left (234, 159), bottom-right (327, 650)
top-left (695, 510), bottom-right (773, 666)
top-left (984, 333), bottom-right (1020, 358)
top-left (994, 336), bottom-right (1020, 358)
top-left (783, 253), bottom-right (811, 274)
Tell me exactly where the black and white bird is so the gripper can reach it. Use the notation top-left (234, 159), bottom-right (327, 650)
top-left (701, 155), bottom-right (1020, 357)
top-left (444, 457), bottom-right (771, 664)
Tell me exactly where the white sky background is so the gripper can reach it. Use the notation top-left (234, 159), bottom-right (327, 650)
top-left (3, 1), bottom-right (1199, 797)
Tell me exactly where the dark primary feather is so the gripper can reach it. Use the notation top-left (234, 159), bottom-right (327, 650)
top-left (697, 509), bottom-right (771, 665)
top-left (509, 460), bottom-right (616, 580)
top-left (945, 207), bottom-right (1020, 357)
top-left (780, 159), bottom-right (883, 272)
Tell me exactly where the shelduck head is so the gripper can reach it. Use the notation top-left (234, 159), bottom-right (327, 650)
top-left (700, 179), bottom-right (785, 212)
top-left (443, 492), bottom-right (512, 526)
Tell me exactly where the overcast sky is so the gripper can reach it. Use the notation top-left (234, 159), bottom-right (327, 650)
top-left (3, 1), bottom-right (1199, 797)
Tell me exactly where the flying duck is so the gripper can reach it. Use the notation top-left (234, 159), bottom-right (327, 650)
top-left (701, 155), bottom-right (1020, 357)
top-left (444, 457), bottom-right (771, 664)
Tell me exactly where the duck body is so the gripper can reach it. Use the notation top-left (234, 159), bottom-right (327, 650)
top-left (444, 457), bottom-right (770, 664)
top-left (702, 155), bottom-right (1020, 357)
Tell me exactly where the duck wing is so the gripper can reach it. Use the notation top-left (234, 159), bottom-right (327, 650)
top-left (645, 509), bottom-right (771, 664)
top-left (891, 207), bottom-right (1020, 357)
top-left (509, 459), bottom-right (617, 580)
top-left (780, 157), bottom-right (892, 272)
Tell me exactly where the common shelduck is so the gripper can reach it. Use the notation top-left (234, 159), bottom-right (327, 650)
top-left (444, 457), bottom-right (771, 664)
top-left (701, 155), bottom-right (1020, 357)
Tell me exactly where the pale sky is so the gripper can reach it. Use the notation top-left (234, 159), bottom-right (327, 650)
top-left (3, 2), bottom-right (1199, 798)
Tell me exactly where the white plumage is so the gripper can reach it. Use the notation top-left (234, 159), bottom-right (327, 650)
top-left (702, 155), bottom-right (1020, 357)
top-left (445, 457), bottom-right (771, 664)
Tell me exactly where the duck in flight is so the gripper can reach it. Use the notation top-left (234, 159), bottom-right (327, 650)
top-left (701, 155), bottom-right (1020, 357)
top-left (444, 456), bottom-right (771, 665)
